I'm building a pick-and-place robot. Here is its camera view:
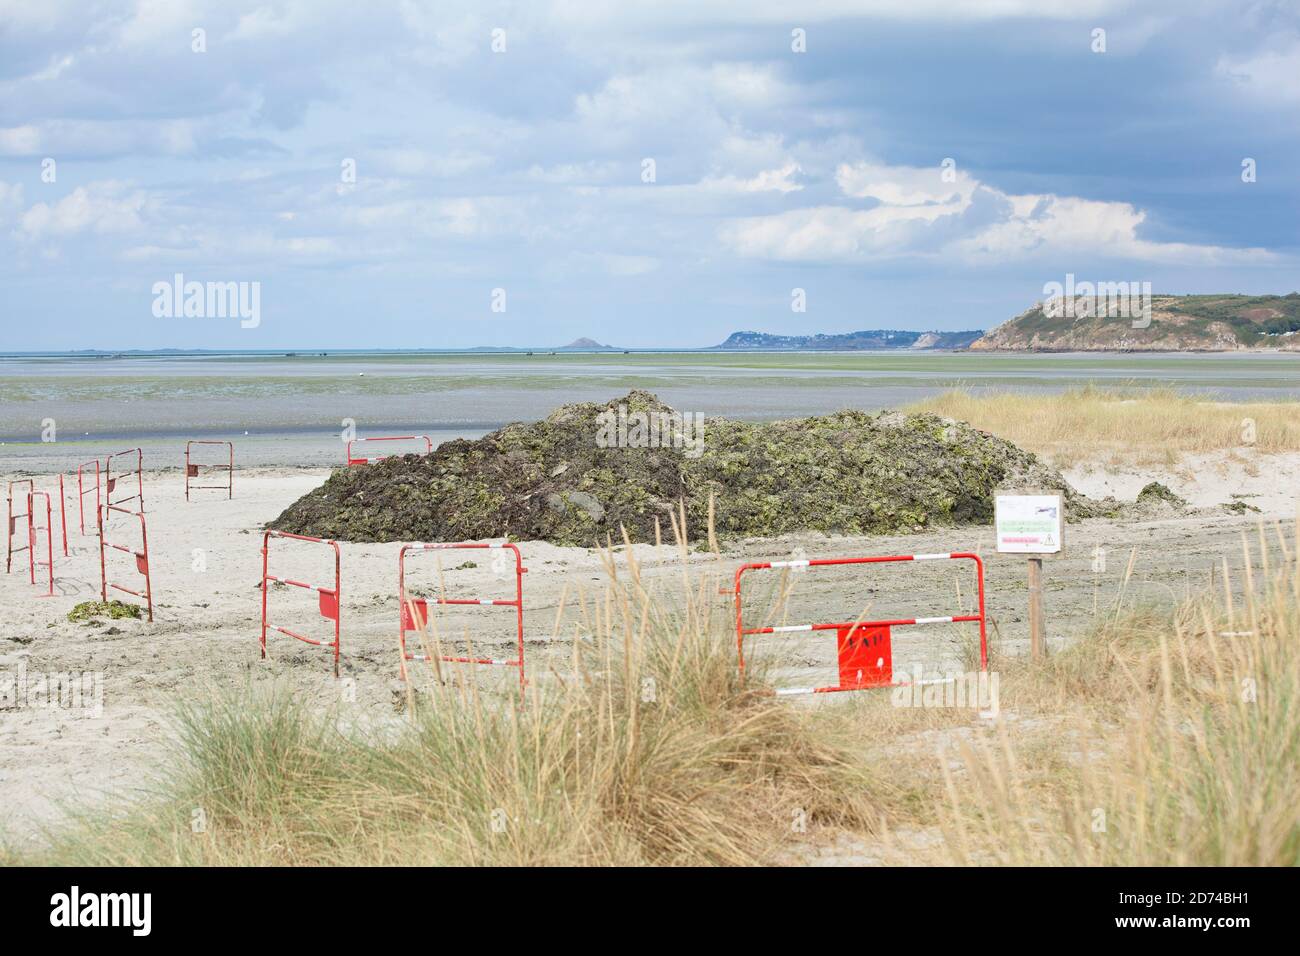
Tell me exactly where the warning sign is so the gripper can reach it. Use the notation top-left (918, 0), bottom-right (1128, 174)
top-left (994, 492), bottom-right (1064, 554)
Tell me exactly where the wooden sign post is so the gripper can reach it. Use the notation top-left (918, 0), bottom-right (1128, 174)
top-left (1026, 556), bottom-right (1044, 658)
top-left (994, 491), bottom-right (1064, 660)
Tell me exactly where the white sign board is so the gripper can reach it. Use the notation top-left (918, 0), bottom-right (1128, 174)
top-left (994, 492), bottom-right (1064, 554)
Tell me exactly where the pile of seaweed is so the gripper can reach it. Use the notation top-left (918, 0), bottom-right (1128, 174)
top-left (269, 390), bottom-right (1100, 546)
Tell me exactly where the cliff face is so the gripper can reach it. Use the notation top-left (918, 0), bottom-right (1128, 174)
top-left (717, 329), bottom-right (983, 350)
top-left (971, 294), bottom-right (1300, 351)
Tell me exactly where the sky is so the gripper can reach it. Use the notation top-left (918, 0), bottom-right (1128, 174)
top-left (1, 0), bottom-right (1298, 350)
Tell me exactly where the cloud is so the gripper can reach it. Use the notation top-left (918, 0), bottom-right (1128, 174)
top-left (0, 180), bottom-right (25, 225)
top-left (836, 161), bottom-right (974, 207)
top-left (0, 0), bottom-right (1293, 349)
top-left (700, 162), bottom-right (804, 193)
top-left (546, 0), bottom-right (1126, 27)
top-left (1217, 40), bottom-right (1300, 104)
top-left (382, 148), bottom-right (493, 178)
top-left (18, 181), bottom-right (156, 238)
top-left (0, 125), bottom-right (42, 154)
top-left (720, 161), bottom-right (1275, 266)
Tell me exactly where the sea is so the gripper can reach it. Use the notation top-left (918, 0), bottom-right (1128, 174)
top-left (2, 350), bottom-right (1297, 469)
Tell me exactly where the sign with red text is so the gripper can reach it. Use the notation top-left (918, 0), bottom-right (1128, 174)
top-left (994, 493), bottom-right (1064, 554)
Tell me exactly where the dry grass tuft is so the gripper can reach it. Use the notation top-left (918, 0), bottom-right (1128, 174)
top-left (920, 524), bottom-right (1300, 865)
top-left (910, 386), bottom-right (1300, 466)
top-left (10, 515), bottom-right (1299, 867)
top-left (22, 516), bottom-right (888, 866)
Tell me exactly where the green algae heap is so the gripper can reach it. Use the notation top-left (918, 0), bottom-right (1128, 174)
top-left (269, 390), bottom-right (1093, 545)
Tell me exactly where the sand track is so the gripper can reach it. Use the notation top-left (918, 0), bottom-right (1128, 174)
top-left (1, 462), bottom-right (1294, 844)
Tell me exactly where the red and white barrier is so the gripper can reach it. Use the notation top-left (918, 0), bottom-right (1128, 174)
top-left (98, 503), bottom-right (153, 621)
top-left (185, 440), bottom-right (234, 500)
top-left (731, 551), bottom-right (987, 695)
top-left (76, 459), bottom-right (101, 535)
top-left (261, 530), bottom-right (341, 676)
top-left (105, 448), bottom-right (145, 513)
top-left (346, 435), bottom-right (432, 466)
top-left (27, 491), bottom-right (54, 597)
top-left (55, 474), bottom-right (69, 557)
top-left (398, 541), bottom-right (527, 695)
top-left (5, 479), bottom-right (33, 574)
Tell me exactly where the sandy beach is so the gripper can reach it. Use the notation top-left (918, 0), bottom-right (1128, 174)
top-left (3, 449), bottom-right (1296, 845)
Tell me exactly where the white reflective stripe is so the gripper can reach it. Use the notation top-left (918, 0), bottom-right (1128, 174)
top-left (769, 559), bottom-right (810, 569)
top-left (479, 599), bottom-right (493, 605)
top-left (488, 542), bottom-right (507, 548)
top-left (775, 687), bottom-right (814, 696)
top-left (913, 616), bottom-right (955, 625)
top-left (770, 624), bottom-right (814, 633)
top-left (912, 553), bottom-right (952, 561)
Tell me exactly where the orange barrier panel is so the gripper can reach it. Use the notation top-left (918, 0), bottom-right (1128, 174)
top-left (98, 504), bottom-right (153, 621)
top-left (261, 530), bottom-right (341, 677)
top-left (398, 542), bottom-right (527, 696)
top-left (346, 435), bottom-right (432, 466)
top-left (730, 551), bottom-right (987, 696)
top-left (185, 440), bottom-right (234, 500)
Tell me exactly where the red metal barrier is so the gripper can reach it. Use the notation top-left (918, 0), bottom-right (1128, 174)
top-left (346, 435), bottom-right (432, 466)
top-left (105, 448), bottom-right (145, 513)
top-left (731, 552), bottom-right (987, 696)
top-left (27, 491), bottom-right (54, 596)
top-left (398, 542), bottom-right (526, 695)
top-left (261, 530), bottom-right (341, 676)
top-left (76, 459), bottom-right (101, 535)
top-left (6, 479), bottom-right (33, 573)
top-left (185, 440), bottom-right (234, 500)
top-left (56, 474), bottom-right (69, 557)
top-left (98, 504), bottom-right (153, 621)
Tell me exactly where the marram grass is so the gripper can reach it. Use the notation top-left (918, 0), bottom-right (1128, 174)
top-left (8, 518), bottom-right (1300, 866)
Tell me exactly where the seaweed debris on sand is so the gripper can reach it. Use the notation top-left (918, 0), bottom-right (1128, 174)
top-left (269, 390), bottom-right (1100, 546)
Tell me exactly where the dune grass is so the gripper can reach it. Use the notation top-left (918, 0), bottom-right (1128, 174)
top-left (909, 386), bottom-right (1300, 466)
top-left (9, 516), bottom-right (1299, 867)
top-left (924, 526), bottom-right (1300, 865)
top-left (18, 525), bottom-right (886, 866)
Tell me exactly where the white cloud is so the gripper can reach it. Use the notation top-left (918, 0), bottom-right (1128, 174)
top-left (18, 182), bottom-right (155, 239)
top-left (721, 161), bottom-right (1275, 266)
top-left (1217, 40), bottom-right (1300, 104)
top-left (700, 162), bottom-right (804, 193)
top-left (836, 161), bottom-right (975, 207)
top-left (0, 125), bottom-right (43, 154)
top-left (0, 180), bottom-right (25, 226)
top-left (383, 148), bottom-right (492, 178)
top-left (547, 0), bottom-right (1124, 26)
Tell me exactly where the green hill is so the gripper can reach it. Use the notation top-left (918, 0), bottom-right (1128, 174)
top-left (972, 294), bottom-right (1300, 351)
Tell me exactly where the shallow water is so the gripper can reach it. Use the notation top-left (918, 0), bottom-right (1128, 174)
top-left (2, 350), bottom-right (1297, 468)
